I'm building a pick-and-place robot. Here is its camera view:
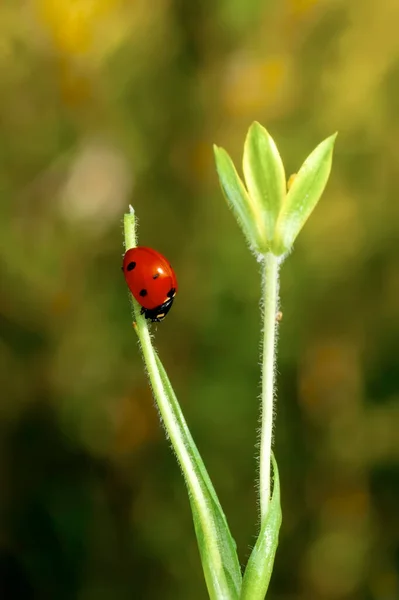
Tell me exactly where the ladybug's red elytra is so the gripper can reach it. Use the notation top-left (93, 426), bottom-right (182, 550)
top-left (122, 246), bottom-right (178, 322)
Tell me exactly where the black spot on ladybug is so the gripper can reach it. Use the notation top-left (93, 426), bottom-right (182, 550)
top-left (167, 288), bottom-right (176, 298)
top-left (127, 261), bottom-right (136, 271)
top-left (139, 289), bottom-right (148, 297)
top-left (153, 273), bottom-right (160, 279)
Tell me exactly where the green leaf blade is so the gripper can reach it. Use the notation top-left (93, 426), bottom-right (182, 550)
top-left (243, 122), bottom-right (286, 242)
top-left (241, 455), bottom-right (282, 600)
top-left (155, 354), bottom-right (242, 600)
top-left (273, 132), bottom-right (337, 255)
top-left (214, 145), bottom-right (267, 253)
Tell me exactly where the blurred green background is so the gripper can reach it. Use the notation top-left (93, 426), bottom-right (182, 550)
top-left (1, 1), bottom-right (399, 599)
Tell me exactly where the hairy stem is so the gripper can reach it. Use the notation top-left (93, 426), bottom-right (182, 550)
top-left (123, 206), bottom-right (236, 600)
top-left (123, 208), bottom-right (212, 540)
top-left (260, 252), bottom-right (280, 522)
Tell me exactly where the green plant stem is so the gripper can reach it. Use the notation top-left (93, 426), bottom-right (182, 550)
top-left (124, 208), bottom-right (216, 552)
top-left (260, 252), bottom-right (280, 522)
top-left (136, 326), bottom-right (223, 577)
top-left (123, 206), bottom-right (235, 600)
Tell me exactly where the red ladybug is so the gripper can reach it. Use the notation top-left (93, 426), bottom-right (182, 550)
top-left (122, 246), bottom-right (178, 322)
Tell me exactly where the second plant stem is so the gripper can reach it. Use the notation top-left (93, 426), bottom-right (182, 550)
top-left (260, 252), bottom-right (280, 523)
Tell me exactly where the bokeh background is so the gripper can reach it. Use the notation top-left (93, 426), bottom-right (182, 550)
top-left (1, 1), bottom-right (399, 599)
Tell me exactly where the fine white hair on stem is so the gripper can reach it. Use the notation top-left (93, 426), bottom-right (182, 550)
top-left (259, 252), bottom-right (280, 523)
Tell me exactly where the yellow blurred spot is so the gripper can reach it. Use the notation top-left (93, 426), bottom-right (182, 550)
top-left (289, 0), bottom-right (320, 18)
top-left (37, 0), bottom-right (118, 55)
top-left (223, 57), bottom-right (286, 116)
top-left (35, 0), bottom-right (129, 107)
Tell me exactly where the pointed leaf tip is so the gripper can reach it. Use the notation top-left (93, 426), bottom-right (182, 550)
top-left (243, 122), bottom-right (286, 243)
top-left (214, 144), bottom-right (267, 252)
top-left (272, 132), bottom-right (337, 255)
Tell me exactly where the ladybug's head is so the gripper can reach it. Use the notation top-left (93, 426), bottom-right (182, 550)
top-left (140, 296), bottom-right (175, 322)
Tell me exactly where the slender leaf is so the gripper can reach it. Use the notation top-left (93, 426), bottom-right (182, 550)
top-left (214, 145), bottom-right (267, 252)
top-left (243, 122), bottom-right (286, 242)
top-left (273, 133), bottom-right (337, 255)
top-left (155, 354), bottom-right (242, 600)
top-left (241, 455), bottom-right (282, 600)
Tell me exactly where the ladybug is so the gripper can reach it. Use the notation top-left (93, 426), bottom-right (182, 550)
top-left (122, 246), bottom-right (178, 322)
